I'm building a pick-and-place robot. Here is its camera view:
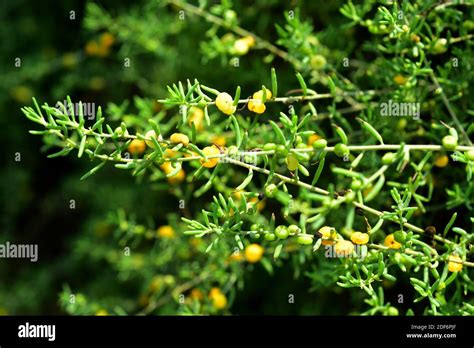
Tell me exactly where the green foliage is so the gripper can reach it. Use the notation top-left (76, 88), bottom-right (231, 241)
top-left (3, 0), bottom-right (474, 316)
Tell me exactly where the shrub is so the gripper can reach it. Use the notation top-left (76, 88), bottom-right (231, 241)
top-left (14, 0), bottom-right (474, 315)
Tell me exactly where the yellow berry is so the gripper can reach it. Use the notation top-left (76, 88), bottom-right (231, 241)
top-left (244, 244), bottom-right (264, 263)
top-left (334, 240), bottom-right (354, 256)
top-left (215, 92), bottom-right (236, 115)
top-left (209, 287), bottom-right (222, 299)
top-left (128, 139), bottom-right (146, 155)
top-left (157, 225), bottom-right (175, 239)
top-left (448, 254), bottom-right (463, 272)
top-left (233, 38), bottom-right (250, 55)
top-left (212, 293), bottom-right (227, 310)
top-left (384, 234), bottom-right (402, 249)
top-left (188, 107), bottom-right (205, 130)
top-left (434, 154), bottom-right (449, 168)
top-left (351, 232), bottom-right (369, 245)
top-left (248, 99), bottom-right (266, 114)
top-left (252, 89), bottom-right (272, 100)
top-left (170, 133), bottom-right (189, 147)
top-left (200, 145), bottom-right (220, 168)
top-left (393, 74), bottom-right (408, 85)
top-left (160, 162), bottom-right (185, 184)
top-left (319, 226), bottom-right (337, 246)
top-left (211, 135), bottom-right (226, 147)
top-left (242, 35), bottom-right (256, 47)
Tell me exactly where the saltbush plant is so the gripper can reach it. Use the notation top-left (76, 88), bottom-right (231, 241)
top-left (17, 0), bottom-right (474, 315)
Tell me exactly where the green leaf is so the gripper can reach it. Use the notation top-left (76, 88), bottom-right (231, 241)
top-left (78, 136), bottom-right (87, 158)
top-left (271, 67), bottom-right (278, 98)
top-left (273, 243), bottom-right (283, 260)
top-left (333, 124), bottom-right (348, 144)
top-left (235, 235), bottom-right (244, 250)
top-left (235, 169), bottom-right (253, 191)
top-left (47, 147), bottom-right (73, 158)
top-left (443, 212), bottom-right (457, 238)
top-left (230, 115), bottom-right (242, 148)
top-left (295, 72), bottom-right (307, 96)
top-left (270, 120), bottom-right (286, 144)
top-left (233, 86), bottom-right (241, 106)
top-left (311, 155), bottom-right (326, 186)
top-left (80, 162), bottom-right (106, 180)
top-left (357, 118), bottom-right (384, 144)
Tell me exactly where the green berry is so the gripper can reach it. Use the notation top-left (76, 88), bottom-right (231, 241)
top-left (288, 225), bottom-right (301, 235)
top-left (274, 225), bottom-right (289, 239)
top-left (263, 143), bottom-right (276, 151)
top-left (250, 232), bottom-right (261, 240)
top-left (466, 150), bottom-right (474, 162)
top-left (250, 224), bottom-right (259, 231)
top-left (227, 145), bottom-right (239, 156)
top-left (295, 135), bottom-right (303, 144)
top-left (350, 179), bottom-right (362, 190)
top-left (431, 38), bottom-right (448, 54)
top-left (312, 139), bottom-right (327, 150)
top-left (334, 143), bottom-right (350, 157)
top-left (264, 233), bottom-right (276, 242)
top-left (276, 145), bottom-right (288, 156)
top-left (382, 152), bottom-right (396, 165)
top-left (442, 135), bottom-right (458, 151)
top-left (286, 154), bottom-right (299, 171)
top-left (264, 183), bottom-right (278, 198)
top-left (387, 306), bottom-right (399, 316)
top-left (296, 235), bottom-right (313, 245)
top-left (393, 231), bottom-right (406, 244)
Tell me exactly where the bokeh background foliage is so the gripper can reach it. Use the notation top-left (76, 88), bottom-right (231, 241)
top-left (1, 0), bottom-right (473, 315)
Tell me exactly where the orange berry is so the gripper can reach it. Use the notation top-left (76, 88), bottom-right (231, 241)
top-left (307, 134), bottom-right (322, 147)
top-left (128, 139), bottom-right (146, 155)
top-left (100, 32), bottom-right (115, 47)
top-left (434, 155), bottom-right (449, 168)
top-left (393, 74), bottom-right (408, 85)
top-left (170, 133), bottom-right (189, 147)
top-left (200, 145), bottom-right (220, 168)
top-left (384, 234), bottom-right (402, 249)
top-left (85, 41), bottom-right (100, 56)
top-left (189, 288), bottom-right (204, 301)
